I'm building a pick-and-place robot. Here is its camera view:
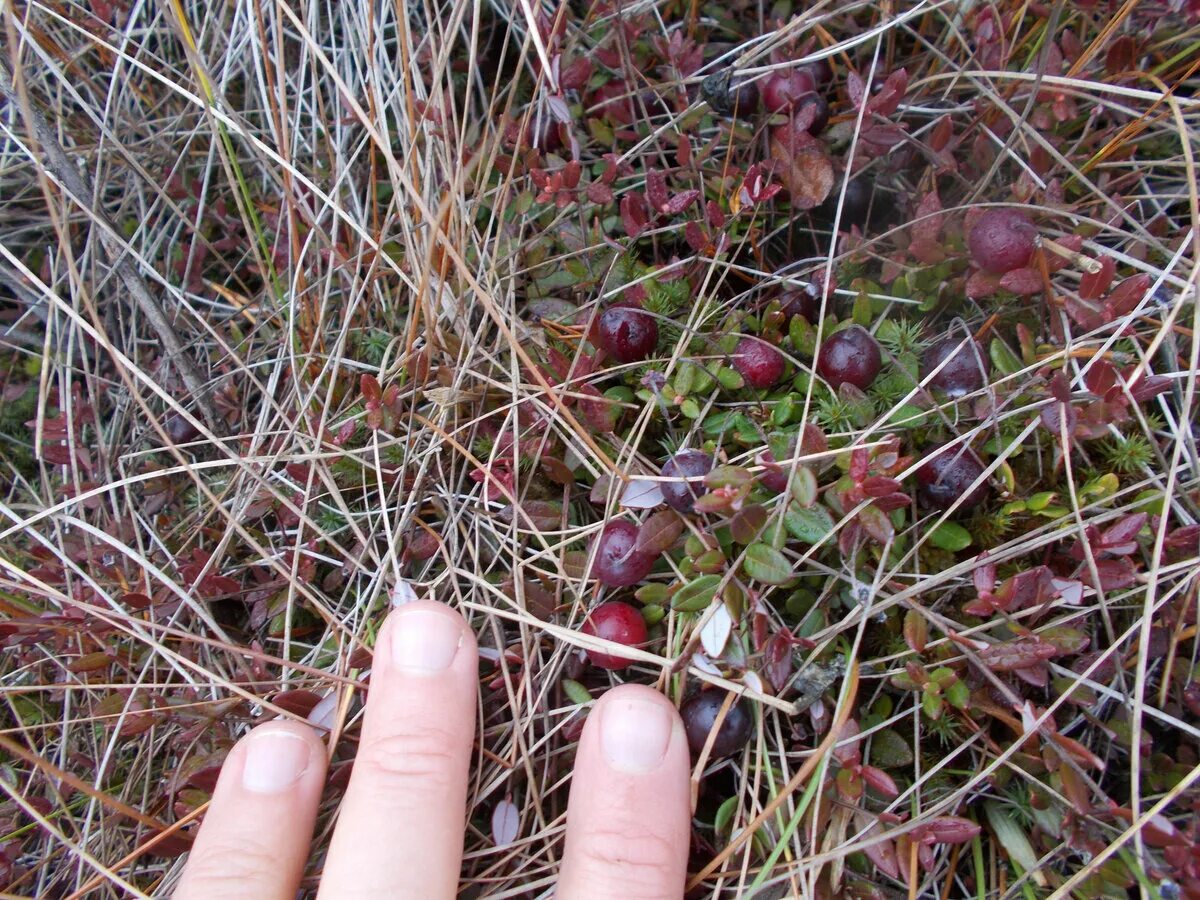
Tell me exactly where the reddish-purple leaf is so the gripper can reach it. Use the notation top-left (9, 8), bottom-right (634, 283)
top-left (999, 266), bottom-right (1043, 295)
top-left (645, 170), bottom-right (670, 212)
top-left (861, 765), bottom-right (900, 798)
top-left (868, 69), bottom-right (908, 116)
top-left (846, 71), bottom-right (866, 108)
top-left (586, 181), bottom-right (614, 204)
top-left (1079, 256), bottom-right (1116, 299)
top-left (1128, 374), bottom-right (1172, 403)
top-left (978, 637), bottom-right (1059, 672)
top-left (1105, 273), bottom-right (1150, 317)
top-left (705, 200), bottom-right (726, 229)
top-left (916, 816), bottom-right (981, 845)
top-left (1090, 557), bottom-right (1138, 591)
top-left (663, 189), bottom-right (701, 215)
top-left (620, 193), bottom-right (649, 238)
top-left (1099, 513), bottom-right (1146, 554)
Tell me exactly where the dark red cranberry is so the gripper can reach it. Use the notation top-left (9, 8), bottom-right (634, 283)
top-left (733, 337), bottom-right (786, 389)
top-left (759, 450), bottom-right (789, 493)
top-left (761, 69), bottom-right (817, 112)
top-left (922, 338), bottom-right (991, 398)
top-left (968, 209), bottom-right (1036, 274)
top-left (779, 284), bottom-right (821, 323)
top-left (592, 520), bottom-right (656, 587)
top-left (816, 326), bottom-right (882, 390)
top-left (596, 308), bottom-right (658, 363)
top-left (916, 444), bottom-right (989, 510)
top-left (165, 414), bottom-right (201, 444)
top-left (581, 601), bottom-right (648, 670)
top-left (681, 691), bottom-right (752, 757)
top-left (815, 177), bottom-right (877, 229)
top-left (661, 450), bottom-right (714, 513)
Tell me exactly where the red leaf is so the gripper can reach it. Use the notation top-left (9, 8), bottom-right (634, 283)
top-left (1128, 373), bottom-right (1172, 403)
top-left (360, 373), bottom-right (382, 407)
top-left (862, 475), bottom-right (902, 498)
top-left (999, 266), bottom-right (1043, 295)
top-left (1105, 273), bottom-right (1150, 317)
top-left (1099, 513), bottom-right (1146, 554)
top-left (966, 268), bottom-right (1001, 299)
top-left (861, 765), bottom-right (900, 798)
top-left (1090, 557), bottom-right (1138, 591)
top-left (620, 192), bottom-right (649, 238)
top-left (1083, 360), bottom-right (1119, 397)
top-left (978, 637), bottom-right (1059, 672)
top-left (929, 115), bottom-right (952, 152)
top-left (705, 200), bottom-right (726, 229)
top-left (684, 221), bottom-right (707, 253)
top-left (645, 170), bottom-right (669, 212)
top-left (560, 57), bottom-right (593, 91)
top-left (586, 181), bottom-right (613, 204)
top-left (846, 71), bottom-right (866, 108)
top-left (868, 69), bottom-right (908, 116)
top-left (664, 189), bottom-right (701, 215)
top-left (1079, 256), bottom-right (1115, 299)
top-left (763, 632), bottom-right (794, 693)
top-left (916, 816), bottom-right (981, 845)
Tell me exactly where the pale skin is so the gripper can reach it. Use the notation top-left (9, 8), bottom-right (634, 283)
top-left (175, 599), bottom-right (692, 899)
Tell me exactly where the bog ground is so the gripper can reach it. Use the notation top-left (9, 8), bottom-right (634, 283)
top-left (1, 0), bottom-right (1199, 896)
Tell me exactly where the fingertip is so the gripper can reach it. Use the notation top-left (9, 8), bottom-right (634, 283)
top-left (587, 684), bottom-right (687, 776)
top-left (375, 598), bottom-right (477, 677)
top-left (231, 720), bottom-right (327, 795)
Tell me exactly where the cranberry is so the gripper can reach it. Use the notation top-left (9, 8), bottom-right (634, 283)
top-left (802, 57), bottom-right (833, 87)
top-left (968, 209), bottom-right (1036, 274)
top-left (816, 326), bottom-right (882, 390)
top-left (916, 444), bottom-right (989, 510)
top-left (814, 177), bottom-right (877, 229)
top-left (592, 520), bottom-right (656, 587)
top-left (779, 285), bottom-right (821, 323)
top-left (922, 338), bottom-right (990, 398)
top-left (759, 450), bottom-right (789, 493)
top-left (581, 601), bottom-right (648, 670)
top-left (661, 449), bottom-right (714, 513)
top-left (761, 69), bottom-right (817, 112)
top-left (681, 691), bottom-right (752, 757)
top-left (165, 414), bottom-right (200, 444)
top-left (596, 308), bottom-right (658, 363)
top-left (701, 70), bottom-right (760, 118)
top-left (732, 337), bottom-right (786, 389)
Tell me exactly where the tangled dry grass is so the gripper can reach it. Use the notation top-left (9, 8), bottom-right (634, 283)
top-left (1, 0), bottom-right (1198, 896)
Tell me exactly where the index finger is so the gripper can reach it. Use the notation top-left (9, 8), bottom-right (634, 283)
top-left (317, 599), bottom-right (478, 900)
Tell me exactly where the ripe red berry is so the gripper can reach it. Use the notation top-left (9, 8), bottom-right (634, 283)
top-left (761, 69), bottom-right (817, 112)
top-left (968, 209), bottom-right (1036, 274)
top-left (661, 449), bottom-right (714, 512)
top-left (733, 337), bottom-right (786, 389)
top-left (592, 520), bottom-right (656, 587)
top-left (165, 413), bottom-right (201, 444)
top-left (921, 338), bottom-right (991, 398)
top-left (596, 307), bottom-right (658, 363)
top-left (581, 601), bottom-right (648, 670)
top-left (816, 326), bottom-right (882, 390)
top-left (779, 284), bottom-right (821, 323)
top-left (701, 70), bottom-right (760, 118)
top-left (916, 443), bottom-right (989, 510)
top-left (681, 691), bottom-right (752, 757)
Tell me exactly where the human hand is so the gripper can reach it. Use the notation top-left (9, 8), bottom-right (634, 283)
top-left (174, 600), bottom-right (691, 899)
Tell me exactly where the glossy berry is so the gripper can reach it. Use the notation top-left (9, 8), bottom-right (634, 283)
top-left (761, 69), bottom-right (817, 112)
top-left (814, 177), bottom-right (878, 229)
top-left (733, 337), bottom-right (786, 389)
top-left (802, 57), bottom-right (833, 87)
top-left (581, 601), bottom-right (648, 670)
top-left (922, 338), bottom-right (990, 398)
top-left (166, 414), bottom-right (201, 444)
top-left (916, 444), bottom-right (989, 510)
top-left (779, 285), bottom-right (821, 323)
top-left (681, 692), bottom-right (752, 758)
top-left (816, 326), bottom-right (882, 390)
top-left (596, 307), bottom-right (658, 363)
top-left (968, 209), bottom-right (1036, 274)
top-left (592, 520), bottom-right (656, 588)
top-left (661, 449), bottom-right (714, 513)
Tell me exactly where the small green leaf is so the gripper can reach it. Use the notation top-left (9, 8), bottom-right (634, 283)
top-left (944, 677), bottom-right (970, 710)
top-left (788, 466), bottom-right (818, 507)
top-left (716, 366), bottom-right (745, 391)
top-left (852, 290), bottom-right (872, 327)
top-left (772, 394), bottom-right (796, 427)
top-left (635, 583), bottom-right (669, 605)
top-left (714, 795), bottom-right (738, 835)
top-left (743, 542), bottom-right (793, 585)
top-left (1028, 491), bottom-right (1057, 511)
top-left (562, 679), bottom-right (593, 706)
top-left (680, 397), bottom-right (701, 418)
top-left (869, 729), bottom-right (914, 767)
top-left (784, 503), bottom-right (834, 544)
top-left (929, 521), bottom-right (973, 551)
top-left (989, 337), bottom-right (1023, 376)
top-left (673, 574), bottom-right (722, 611)
top-left (984, 801), bottom-right (1045, 887)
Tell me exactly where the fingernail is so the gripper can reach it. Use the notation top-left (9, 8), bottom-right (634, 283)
top-left (389, 606), bottom-right (463, 674)
top-left (241, 730), bottom-right (311, 794)
top-left (600, 695), bottom-right (673, 774)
